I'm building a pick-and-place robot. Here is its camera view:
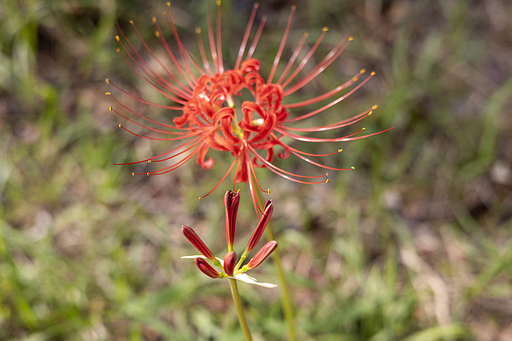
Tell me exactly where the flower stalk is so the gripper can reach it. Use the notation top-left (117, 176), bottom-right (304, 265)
top-left (228, 278), bottom-right (253, 341)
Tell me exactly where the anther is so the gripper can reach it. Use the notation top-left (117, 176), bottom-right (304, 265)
top-left (322, 26), bottom-right (329, 32)
top-left (105, 78), bottom-right (109, 84)
top-left (254, 2), bottom-right (259, 8)
top-left (118, 123), bottom-right (121, 127)
top-left (216, 0), bottom-right (221, 6)
top-left (267, 189), bottom-right (271, 194)
top-left (147, 160), bottom-right (152, 163)
top-left (326, 173), bottom-right (329, 176)
top-left (368, 111), bottom-right (372, 116)
top-left (348, 36), bottom-right (354, 41)
top-left (304, 32), bottom-right (309, 38)
top-left (132, 172), bottom-right (135, 176)
top-left (105, 92), bottom-right (111, 95)
top-left (360, 69), bottom-right (365, 74)
top-left (338, 148), bottom-right (343, 152)
top-left (166, 1), bottom-right (171, 7)
top-left (146, 173), bottom-right (150, 176)
top-left (109, 106), bottom-right (112, 112)
top-left (291, 5), bottom-right (296, 10)
top-left (116, 48), bottom-right (120, 53)
top-left (195, 27), bottom-right (201, 34)
top-left (199, 197), bottom-right (203, 200)
top-left (372, 105), bottom-right (378, 109)
top-left (371, 71), bottom-right (376, 76)
top-left (152, 17), bottom-right (156, 23)
top-left (115, 35), bottom-right (120, 41)
top-left (155, 31), bottom-right (160, 37)
top-left (325, 179), bottom-right (330, 183)
top-left (351, 166), bottom-right (355, 170)
top-left (362, 127), bottom-right (366, 131)
top-left (352, 76), bottom-right (359, 82)
top-left (129, 20), bottom-right (134, 24)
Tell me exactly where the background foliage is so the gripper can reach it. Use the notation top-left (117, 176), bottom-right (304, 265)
top-left (1, 0), bottom-right (511, 340)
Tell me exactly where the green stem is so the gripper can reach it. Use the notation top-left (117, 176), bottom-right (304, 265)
top-left (255, 191), bottom-right (297, 341)
top-left (228, 278), bottom-right (253, 341)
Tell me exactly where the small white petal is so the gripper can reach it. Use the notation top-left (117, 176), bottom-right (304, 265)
top-left (232, 274), bottom-right (277, 288)
top-left (181, 255), bottom-right (224, 266)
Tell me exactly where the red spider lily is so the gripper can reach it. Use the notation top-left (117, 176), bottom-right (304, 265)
top-left (181, 190), bottom-right (277, 287)
top-left (107, 1), bottom-right (392, 213)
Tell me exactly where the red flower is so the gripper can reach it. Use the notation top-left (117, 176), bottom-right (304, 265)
top-left (181, 190), bottom-right (277, 287)
top-left (107, 1), bottom-right (392, 212)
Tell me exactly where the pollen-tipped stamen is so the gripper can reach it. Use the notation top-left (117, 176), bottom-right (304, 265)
top-left (279, 27), bottom-right (328, 88)
top-left (267, 5), bottom-right (296, 84)
top-left (283, 73), bottom-right (374, 123)
top-left (283, 34), bottom-right (352, 96)
top-left (234, 2), bottom-right (259, 70)
top-left (246, 15), bottom-right (267, 60)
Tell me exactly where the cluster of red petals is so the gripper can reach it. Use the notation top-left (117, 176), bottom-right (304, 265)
top-left (181, 190), bottom-right (277, 279)
top-left (176, 58), bottom-right (287, 185)
top-left (107, 1), bottom-right (392, 212)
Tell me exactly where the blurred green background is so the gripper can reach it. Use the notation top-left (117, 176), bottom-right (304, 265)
top-left (1, 0), bottom-right (511, 340)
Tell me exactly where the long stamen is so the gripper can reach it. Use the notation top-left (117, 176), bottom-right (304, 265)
top-left (199, 157), bottom-right (238, 199)
top-left (280, 106), bottom-right (374, 132)
top-left (284, 73), bottom-right (374, 123)
top-left (207, 0), bottom-right (219, 73)
top-left (106, 93), bottom-right (187, 130)
top-left (113, 135), bottom-right (205, 166)
top-left (165, 2), bottom-right (198, 84)
top-left (267, 5), bottom-right (296, 84)
top-left (216, 0), bottom-right (224, 73)
top-left (246, 15), bottom-right (267, 60)
top-left (276, 31), bottom-right (309, 85)
top-left (110, 107), bottom-right (186, 135)
top-left (275, 125), bottom-right (394, 143)
top-left (284, 69), bottom-right (367, 109)
top-left (280, 28), bottom-right (328, 87)
top-left (248, 156), bottom-right (271, 194)
top-left (115, 46), bottom-right (188, 105)
top-left (195, 28), bottom-right (213, 75)
top-left (232, 155), bottom-right (241, 191)
top-left (284, 35), bottom-right (352, 96)
top-left (119, 124), bottom-right (199, 141)
top-left (154, 21), bottom-right (195, 91)
top-left (235, 2), bottom-right (259, 70)
top-left (143, 142), bottom-right (207, 176)
top-left (106, 79), bottom-right (183, 110)
top-left (248, 144), bottom-right (329, 180)
top-left (128, 20), bottom-right (193, 99)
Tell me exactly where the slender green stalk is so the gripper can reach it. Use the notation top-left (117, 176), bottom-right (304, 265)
top-left (228, 278), bottom-right (253, 341)
top-left (255, 191), bottom-right (297, 341)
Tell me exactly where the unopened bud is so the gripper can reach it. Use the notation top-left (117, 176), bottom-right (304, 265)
top-left (181, 225), bottom-right (216, 261)
top-left (245, 200), bottom-right (273, 253)
top-left (247, 241), bottom-right (278, 270)
top-left (223, 251), bottom-right (237, 276)
top-left (195, 258), bottom-right (221, 279)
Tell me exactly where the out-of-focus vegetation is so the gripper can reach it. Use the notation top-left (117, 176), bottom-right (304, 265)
top-left (1, 0), bottom-right (511, 340)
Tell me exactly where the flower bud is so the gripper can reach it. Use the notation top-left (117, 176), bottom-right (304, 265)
top-left (224, 190), bottom-right (240, 249)
top-left (223, 250), bottom-right (237, 276)
top-left (195, 258), bottom-right (221, 279)
top-left (245, 200), bottom-right (273, 253)
top-left (181, 225), bottom-right (215, 261)
top-left (247, 240), bottom-right (277, 270)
